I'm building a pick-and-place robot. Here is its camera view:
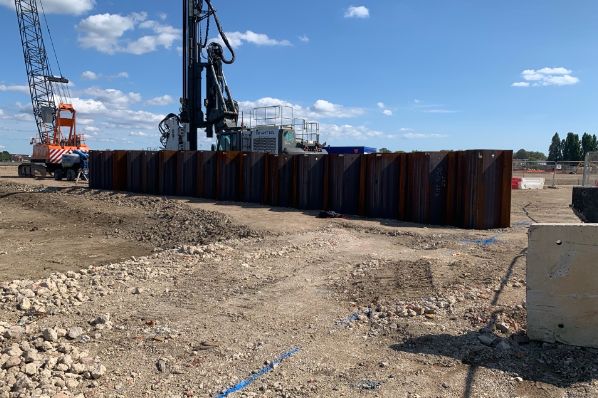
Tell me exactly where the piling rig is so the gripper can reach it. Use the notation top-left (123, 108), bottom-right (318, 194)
top-left (160, 0), bottom-right (326, 155)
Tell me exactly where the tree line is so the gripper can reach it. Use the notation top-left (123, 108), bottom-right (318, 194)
top-left (514, 133), bottom-right (598, 162)
top-left (548, 132), bottom-right (598, 162)
top-left (0, 151), bottom-right (11, 162)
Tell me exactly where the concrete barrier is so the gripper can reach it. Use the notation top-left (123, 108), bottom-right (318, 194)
top-left (527, 224), bottom-right (598, 348)
top-left (572, 186), bottom-right (598, 222)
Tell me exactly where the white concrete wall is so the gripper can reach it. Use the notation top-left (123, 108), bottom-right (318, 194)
top-left (527, 224), bottom-right (598, 348)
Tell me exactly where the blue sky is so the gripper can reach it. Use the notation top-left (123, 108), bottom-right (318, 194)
top-left (0, 0), bottom-right (597, 154)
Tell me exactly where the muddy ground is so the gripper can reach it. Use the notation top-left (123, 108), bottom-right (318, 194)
top-left (0, 166), bottom-right (596, 398)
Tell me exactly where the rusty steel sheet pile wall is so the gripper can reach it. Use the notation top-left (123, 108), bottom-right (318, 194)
top-left (89, 149), bottom-right (512, 229)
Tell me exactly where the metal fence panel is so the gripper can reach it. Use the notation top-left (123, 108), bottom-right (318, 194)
top-left (159, 151), bottom-right (177, 196)
top-left (126, 151), bottom-right (143, 193)
top-left (101, 151), bottom-right (113, 190)
top-left (364, 154), bottom-right (401, 219)
top-left (583, 152), bottom-right (598, 187)
top-left (240, 152), bottom-right (266, 203)
top-left (296, 154), bottom-right (327, 210)
top-left (197, 151), bottom-right (217, 199)
top-left (176, 151), bottom-right (197, 197)
top-left (112, 151), bottom-right (128, 191)
top-left (140, 151), bottom-right (159, 195)
top-left (327, 154), bottom-right (361, 214)
top-left (458, 150), bottom-right (511, 229)
top-left (88, 151), bottom-right (102, 189)
top-left (266, 154), bottom-right (294, 207)
top-left (407, 152), bottom-right (449, 225)
top-left (216, 152), bottom-right (240, 201)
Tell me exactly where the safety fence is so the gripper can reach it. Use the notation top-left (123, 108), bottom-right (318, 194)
top-left (89, 150), bottom-right (512, 230)
top-left (512, 160), bottom-right (598, 186)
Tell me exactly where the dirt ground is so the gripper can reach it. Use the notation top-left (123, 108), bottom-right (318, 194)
top-left (1, 165), bottom-right (596, 398)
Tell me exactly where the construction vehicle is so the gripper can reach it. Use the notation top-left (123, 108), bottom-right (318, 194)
top-left (159, 0), bottom-right (326, 155)
top-left (13, 0), bottom-right (89, 178)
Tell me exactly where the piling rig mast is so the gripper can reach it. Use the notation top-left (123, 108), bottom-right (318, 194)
top-left (14, 0), bottom-right (89, 178)
top-left (160, 0), bottom-right (326, 155)
top-left (160, 0), bottom-right (239, 151)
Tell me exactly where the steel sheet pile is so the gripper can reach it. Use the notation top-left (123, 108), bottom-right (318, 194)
top-left (89, 150), bottom-right (512, 229)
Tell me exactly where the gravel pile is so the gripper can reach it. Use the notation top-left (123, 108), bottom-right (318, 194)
top-left (0, 322), bottom-right (105, 397)
top-left (0, 240), bottom-right (236, 397)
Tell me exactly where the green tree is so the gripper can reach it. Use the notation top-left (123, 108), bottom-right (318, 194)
top-left (581, 133), bottom-right (594, 158)
top-left (515, 149), bottom-right (546, 161)
top-left (547, 132), bottom-right (563, 161)
top-left (0, 151), bottom-right (11, 162)
top-left (378, 148), bottom-right (391, 153)
top-left (514, 149), bottom-right (528, 159)
top-left (562, 132), bottom-right (583, 161)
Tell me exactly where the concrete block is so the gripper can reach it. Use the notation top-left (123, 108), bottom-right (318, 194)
top-left (527, 224), bottom-right (598, 348)
top-left (572, 186), bottom-right (598, 222)
top-left (520, 177), bottom-right (545, 190)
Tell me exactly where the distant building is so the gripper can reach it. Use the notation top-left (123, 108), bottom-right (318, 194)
top-left (324, 146), bottom-right (377, 155)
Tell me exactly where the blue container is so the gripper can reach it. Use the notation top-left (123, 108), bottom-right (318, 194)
top-left (325, 146), bottom-right (377, 155)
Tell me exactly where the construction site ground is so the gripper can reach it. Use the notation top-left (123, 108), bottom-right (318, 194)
top-left (0, 164), bottom-right (596, 398)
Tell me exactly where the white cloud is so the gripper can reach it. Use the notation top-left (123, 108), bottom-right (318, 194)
top-left (70, 98), bottom-right (108, 114)
top-left (13, 113), bottom-right (34, 122)
top-left (81, 70), bottom-right (98, 80)
top-left (238, 97), bottom-right (364, 120)
top-left (512, 82), bottom-right (530, 88)
top-left (77, 12), bottom-right (179, 55)
top-left (513, 67), bottom-right (579, 87)
top-left (0, 0), bottom-right (94, 15)
top-left (214, 31), bottom-right (291, 49)
top-left (0, 145), bottom-right (5, 150)
top-left (322, 124), bottom-right (385, 141)
top-left (126, 20), bottom-right (179, 54)
top-left (402, 132), bottom-right (448, 139)
top-left (129, 131), bottom-right (148, 137)
top-left (77, 13), bottom-right (136, 54)
top-left (146, 95), bottom-right (174, 106)
top-left (66, 85), bottom-right (165, 148)
top-left (0, 84), bottom-right (29, 94)
top-left (299, 35), bottom-right (310, 43)
top-left (77, 117), bottom-right (95, 125)
top-left (411, 100), bottom-right (457, 114)
top-left (83, 87), bottom-right (142, 109)
top-left (344, 6), bottom-right (370, 18)
top-left (377, 102), bottom-right (393, 116)
top-left (115, 72), bottom-right (129, 79)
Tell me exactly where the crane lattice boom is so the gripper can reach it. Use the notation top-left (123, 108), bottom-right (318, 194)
top-left (14, 0), bottom-right (60, 144)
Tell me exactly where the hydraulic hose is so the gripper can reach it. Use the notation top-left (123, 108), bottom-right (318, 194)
top-left (204, 0), bottom-right (235, 64)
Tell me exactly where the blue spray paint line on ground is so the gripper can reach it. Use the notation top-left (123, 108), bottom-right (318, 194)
top-left (337, 312), bottom-right (360, 326)
top-left (215, 347), bottom-right (300, 398)
top-left (461, 236), bottom-right (499, 246)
